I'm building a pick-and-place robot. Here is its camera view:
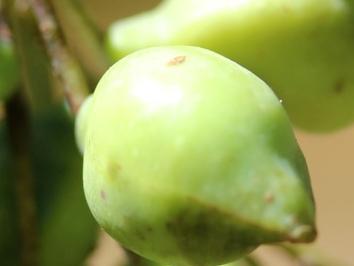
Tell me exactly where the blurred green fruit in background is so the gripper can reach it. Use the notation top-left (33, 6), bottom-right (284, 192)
top-left (106, 0), bottom-right (354, 132)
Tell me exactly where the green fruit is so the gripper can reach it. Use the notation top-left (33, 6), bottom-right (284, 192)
top-left (82, 46), bottom-right (315, 266)
top-left (106, 0), bottom-right (354, 132)
top-left (0, 39), bottom-right (19, 100)
top-left (75, 94), bottom-right (93, 153)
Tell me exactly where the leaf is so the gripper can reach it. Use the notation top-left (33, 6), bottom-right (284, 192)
top-left (31, 106), bottom-right (98, 266)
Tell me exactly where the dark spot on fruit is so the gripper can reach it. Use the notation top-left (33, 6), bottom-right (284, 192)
top-left (163, 196), bottom-right (271, 265)
top-left (100, 190), bottom-right (106, 200)
top-left (167, 55), bottom-right (186, 66)
top-left (107, 163), bottom-right (121, 181)
top-left (135, 229), bottom-right (146, 241)
top-left (146, 226), bottom-right (153, 232)
top-left (334, 79), bottom-right (345, 94)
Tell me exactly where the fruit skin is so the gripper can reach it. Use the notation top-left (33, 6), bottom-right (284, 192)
top-left (106, 0), bottom-right (354, 132)
top-left (83, 46), bottom-right (316, 266)
top-left (0, 39), bottom-right (19, 100)
top-left (75, 94), bottom-right (93, 153)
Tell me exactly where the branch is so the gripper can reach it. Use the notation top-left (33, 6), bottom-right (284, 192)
top-left (49, 0), bottom-right (110, 80)
top-left (28, 0), bottom-right (90, 115)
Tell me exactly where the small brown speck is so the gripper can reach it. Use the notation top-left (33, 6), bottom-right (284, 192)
top-left (146, 226), bottom-right (153, 232)
top-left (167, 55), bottom-right (186, 66)
top-left (264, 192), bottom-right (274, 204)
top-left (100, 190), bottom-right (106, 200)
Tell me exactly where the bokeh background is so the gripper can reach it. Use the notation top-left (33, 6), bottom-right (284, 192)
top-left (82, 1), bottom-right (354, 265)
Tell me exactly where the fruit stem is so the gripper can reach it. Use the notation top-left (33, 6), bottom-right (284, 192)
top-left (5, 90), bottom-right (38, 266)
top-left (48, 0), bottom-right (110, 80)
top-left (27, 0), bottom-right (90, 115)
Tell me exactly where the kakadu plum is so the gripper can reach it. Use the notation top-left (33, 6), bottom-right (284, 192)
top-left (79, 46), bottom-right (316, 266)
top-left (106, 0), bottom-right (354, 131)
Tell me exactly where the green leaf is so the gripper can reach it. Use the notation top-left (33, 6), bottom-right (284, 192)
top-left (31, 106), bottom-right (98, 266)
top-left (8, 1), bottom-right (55, 112)
top-left (0, 105), bottom-right (98, 266)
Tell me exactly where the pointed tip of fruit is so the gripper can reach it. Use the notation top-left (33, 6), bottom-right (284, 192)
top-left (287, 224), bottom-right (317, 243)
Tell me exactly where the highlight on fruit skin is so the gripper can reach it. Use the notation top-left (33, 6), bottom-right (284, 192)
top-left (79, 46), bottom-right (316, 266)
top-left (106, 0), bottom-right (354, 132)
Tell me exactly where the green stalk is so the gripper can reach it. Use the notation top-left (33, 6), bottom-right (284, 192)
top-left (3, 0), bottom-right (54, 112)
top-left (27, 0), bottom-right (90, 115)
top-left (48, 0), bottom-right (110, 80)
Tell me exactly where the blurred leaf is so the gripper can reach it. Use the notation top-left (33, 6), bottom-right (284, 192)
top-left (50, 0), bottom-right (109, 81)
top-left (0, 104), bottom-right (98, 266)
top-left (7, 0), bottom-right (58, 112)
top-left (30, 105), bottom-right (98, 266)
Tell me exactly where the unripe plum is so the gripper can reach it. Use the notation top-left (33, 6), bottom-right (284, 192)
top-left (81, 46), bottom-right (316, 266)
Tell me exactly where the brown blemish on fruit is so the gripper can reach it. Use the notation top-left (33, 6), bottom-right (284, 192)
top-left (286, 215), bottom-right (317, 243)
top-left (334, 79), bottom-right (345, 94)
top-left (167, 55), bottom-right (186, 66)
top-left (264, 192), bottom-right (274, 204)
top-left (100, 190), bottom-right (106, 200)
top-left (146, 226), bottom-right (153, 232)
